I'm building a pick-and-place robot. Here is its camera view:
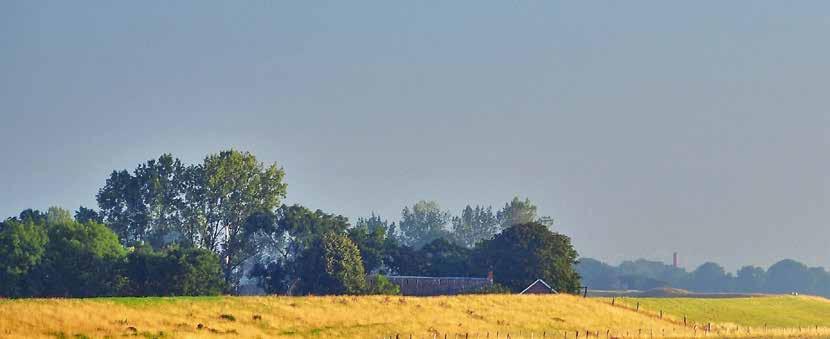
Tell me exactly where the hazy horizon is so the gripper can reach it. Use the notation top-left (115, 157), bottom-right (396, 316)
top-left (2, 1), bottom-right (828, 272)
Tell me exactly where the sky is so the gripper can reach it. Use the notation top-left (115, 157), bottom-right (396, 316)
top-left (1, 1), bottom-right (828, 272)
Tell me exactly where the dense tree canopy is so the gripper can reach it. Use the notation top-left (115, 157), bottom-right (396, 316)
top-left (473, 222), bottom-right (581, 293)
top-left (295, 232), bottom-right (367, 295)
top-left (496, 197), bottom-right (554, 230)
top-left (398, 201), bottom-right (451, 249)
top-left (452, 205), bottom-right (499, 248)
top-left (348, 214), bottom-right (397, 274)
top-left (2, 149), bottom-right (592, 298)
top-left (122, 245), bottom-right (225, 296)
top-left (31, 210), bottom-right (127, 297)
top-left (96, 150), bottom-right (287, 287)
top-left (0, 218), bottom-right (48, 295)
top-left (0, 208), bottom-right (225, 298)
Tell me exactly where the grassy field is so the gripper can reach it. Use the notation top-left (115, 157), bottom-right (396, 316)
top-left (1, 294), bottom-right (830, 338)
top-left (614, 295), bottom-right (830, 328)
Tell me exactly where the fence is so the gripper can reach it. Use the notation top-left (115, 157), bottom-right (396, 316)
top-left (375, 296), bottom-right (830, 338)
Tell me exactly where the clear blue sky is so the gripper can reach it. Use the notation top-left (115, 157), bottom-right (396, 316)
top-left (2, 1), bottom-right (828, 271)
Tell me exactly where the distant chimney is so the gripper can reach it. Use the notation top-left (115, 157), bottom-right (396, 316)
top-left (673, 252), bottom-right (678, 268)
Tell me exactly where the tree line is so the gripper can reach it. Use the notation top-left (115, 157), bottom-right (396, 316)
top-left (578, 257), bottom-right (830, 297)
top-left (0, 150), bottom-right (580, 297)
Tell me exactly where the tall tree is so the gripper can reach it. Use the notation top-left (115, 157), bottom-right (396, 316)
top-left (295, 232), bottom-right (366, 295)
top-left (497, 197), bottom-right (554, 229)
top-left (451, 205), bottom-right (499, 248)
top-left (276, 204), bottom-right (349, 260)
top-left (398, 201), bottom-right (451, 249)
top-left (97, 151), bottom-right (287, 288)
top-left (97, 154), bottom-right (186, 246)
top-left (349, 214), bottom-right (396, 274)
top-left (472, 222), bottom-right (580, 293)
top-left (249, 205), bottom-right (349, 293)
top-left (184, 150), bottom-right (287, 286)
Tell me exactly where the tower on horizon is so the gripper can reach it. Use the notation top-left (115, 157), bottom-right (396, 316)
top-left (673, 252), bottom-right (678, 268)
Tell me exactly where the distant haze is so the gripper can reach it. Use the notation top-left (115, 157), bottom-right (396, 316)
top-left (1, 1), bottom-right (827, 271)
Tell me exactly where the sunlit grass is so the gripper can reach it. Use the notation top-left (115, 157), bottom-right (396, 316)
top-left (615, 295), bottom-right (830, 328)
top-left (2, 294), bottom-right (830, 338)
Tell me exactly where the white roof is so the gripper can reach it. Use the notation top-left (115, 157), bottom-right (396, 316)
top-left (520, 279), bottom-right (557, 294)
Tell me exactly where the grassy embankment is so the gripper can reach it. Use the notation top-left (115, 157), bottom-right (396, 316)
top-left (1, 294), bottom-right (830, 338)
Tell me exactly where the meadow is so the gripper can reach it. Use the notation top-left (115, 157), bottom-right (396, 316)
top-left (2, 294), bottom-right (830, 338)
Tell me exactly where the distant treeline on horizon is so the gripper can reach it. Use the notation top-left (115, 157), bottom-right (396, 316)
top-left (578, 257), bottom-right (830, 297)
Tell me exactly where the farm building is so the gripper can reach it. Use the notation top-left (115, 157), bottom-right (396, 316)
top-left (520, 279), bottom-right (556, 294)
top-left (384, 275), bottom-right (493, 296)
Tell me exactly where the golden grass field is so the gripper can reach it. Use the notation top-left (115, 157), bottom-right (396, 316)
top-left (2, 294), bottom-right (830, 338)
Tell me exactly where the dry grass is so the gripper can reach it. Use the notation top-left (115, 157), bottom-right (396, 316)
top-left (1, 294), bottom-right (829, 338)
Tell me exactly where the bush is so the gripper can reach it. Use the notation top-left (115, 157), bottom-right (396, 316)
top-left (122, 245), bottom-right (225, 296)
top-left (365, 275), bottom-right (401, 295)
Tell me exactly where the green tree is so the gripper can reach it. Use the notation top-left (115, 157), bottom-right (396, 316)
top-left (184, 150), bottom-right (287, 285)
top-left (97, 151), bottom-right (287, 288)
top-left (122, 245), bottom-right (225, 296)
top-left (46, 207), bottom-right (74, 226)
top-left (97, 154), bottom-right (186, 246)
top-left (0, 218), bottom-right (48, 296)
top-left (295, 232), bottom-right (367, 295)
top-left (348, 214), bottom-right (397, 274)
top-left (398, 201), bottom-right (451, 249)
top-left (74, 206), bottom-right (103, 224)
top-left (417, 238), bottom-right (471, 276)
top-left (250, 205), bottom-right (351, 294)
top-left (276, 204), bottom-right (349, 259)
top-left (451, 205), bottom-right (499, 248)
top-left (496, 197), bottom-right (554, 229)
top-left (472, 222), bottom-right (580, 293)
top-left (29, 218), bottom-right (127, 297)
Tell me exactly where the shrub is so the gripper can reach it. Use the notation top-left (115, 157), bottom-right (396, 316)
top-left (122, 245), bottom-right (225, 296)
top-left (365, 275), bottom-right (401, 295)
